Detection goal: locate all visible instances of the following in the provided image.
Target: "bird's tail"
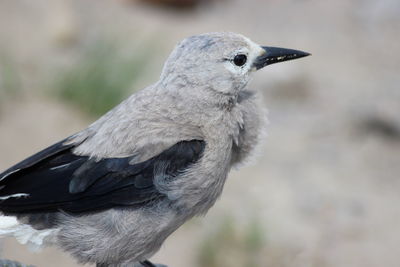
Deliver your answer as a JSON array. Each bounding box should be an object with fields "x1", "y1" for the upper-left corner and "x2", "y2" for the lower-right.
[{"x1": 0, "y1": 215, "x2": 57, "y2": 251}]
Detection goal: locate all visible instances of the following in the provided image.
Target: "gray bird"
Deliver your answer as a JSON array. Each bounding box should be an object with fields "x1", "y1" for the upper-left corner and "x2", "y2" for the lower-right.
[{"x1": 0, "y1": 32, "x2": 309, "y2": 267}]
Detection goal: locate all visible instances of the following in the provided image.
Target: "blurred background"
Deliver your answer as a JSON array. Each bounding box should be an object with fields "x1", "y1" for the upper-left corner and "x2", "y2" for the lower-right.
[{"x1": 0, "y1": 0, "x2": 399, "y2": 266}]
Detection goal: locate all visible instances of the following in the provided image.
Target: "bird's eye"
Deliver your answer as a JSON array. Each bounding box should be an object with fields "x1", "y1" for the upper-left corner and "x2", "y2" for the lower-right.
[{"x1": 233, "y1": 54, "x2": 247, "y2": 66}]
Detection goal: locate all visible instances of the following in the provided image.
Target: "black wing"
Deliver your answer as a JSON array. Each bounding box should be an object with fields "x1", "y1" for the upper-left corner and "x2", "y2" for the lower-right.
[{"x1": 0, "y1": 139, "x2": 205, "y2": 214}]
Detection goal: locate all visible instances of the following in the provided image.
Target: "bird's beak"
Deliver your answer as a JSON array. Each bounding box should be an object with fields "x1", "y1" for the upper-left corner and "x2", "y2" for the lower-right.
[{"x1": 253, "y1": 46, "x2": 311, "y2": 70}]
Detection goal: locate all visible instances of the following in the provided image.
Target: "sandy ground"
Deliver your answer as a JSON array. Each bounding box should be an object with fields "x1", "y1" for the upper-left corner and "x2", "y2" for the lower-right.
[{"x1": 0, "y1": 0, "x2": 400, "y2": 266}]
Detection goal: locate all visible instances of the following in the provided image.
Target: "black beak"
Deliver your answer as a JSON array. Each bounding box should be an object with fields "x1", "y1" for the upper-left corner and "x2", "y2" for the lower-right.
[{"x1": 253, "y1": 46, "x2": 310, "y2": 70}]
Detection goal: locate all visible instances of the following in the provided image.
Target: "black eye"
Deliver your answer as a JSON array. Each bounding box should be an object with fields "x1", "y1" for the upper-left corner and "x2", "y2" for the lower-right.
[{"x1": 233, "y1": 54, "x2": 247, "y2": 66}]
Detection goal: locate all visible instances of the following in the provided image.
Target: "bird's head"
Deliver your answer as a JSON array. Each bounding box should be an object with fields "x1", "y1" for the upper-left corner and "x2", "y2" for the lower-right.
[{"x1": 160, "y1": 32, "x2": 310, "y2": 96}]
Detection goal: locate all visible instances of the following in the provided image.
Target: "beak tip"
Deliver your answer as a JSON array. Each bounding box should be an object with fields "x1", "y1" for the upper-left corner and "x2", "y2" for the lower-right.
[
  {"x1": 254, "y1": 46, "x2": 311, "y2": 70},
  {"x1": 294, "y1": 50, "x2": 311, "y2": 58}
]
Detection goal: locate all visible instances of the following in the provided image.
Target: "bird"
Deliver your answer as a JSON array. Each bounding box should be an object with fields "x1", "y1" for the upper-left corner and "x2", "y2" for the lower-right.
[{"x1": 0, "y1": 32, "x2": 309, "y2": 267}]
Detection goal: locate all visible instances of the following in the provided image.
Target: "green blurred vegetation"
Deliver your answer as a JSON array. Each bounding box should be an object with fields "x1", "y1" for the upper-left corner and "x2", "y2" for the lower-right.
[
  {"x1": 54, "y1": 41, "x2": 152, "y2": 117},
  {"x1": 197, "y1": 216, "x2": 265, "y2": 267},
  {"x1": 0, "y1": 53, "x2": 22, "y2": 106}
]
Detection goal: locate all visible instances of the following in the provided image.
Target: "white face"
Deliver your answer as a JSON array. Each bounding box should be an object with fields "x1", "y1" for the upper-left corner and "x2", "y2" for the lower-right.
[{"x1": 222, "y1": 36, "x2": 265, "y2": 76}]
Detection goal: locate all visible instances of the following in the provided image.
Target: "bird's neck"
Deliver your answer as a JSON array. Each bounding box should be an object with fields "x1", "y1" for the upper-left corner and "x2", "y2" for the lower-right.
[{"x1": 159, "y1": 73, "x2": 243, "y2": 110}]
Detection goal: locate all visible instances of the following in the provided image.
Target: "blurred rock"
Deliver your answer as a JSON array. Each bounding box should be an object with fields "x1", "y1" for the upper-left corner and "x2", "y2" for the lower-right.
[
  {"x1": 358, "y1": 115, "x2": 400, "y2": 141},
  {"x1": 132, "y1": 0, "x2": 212, "y2": 9}
]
